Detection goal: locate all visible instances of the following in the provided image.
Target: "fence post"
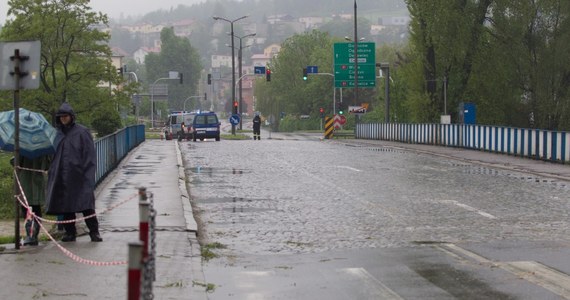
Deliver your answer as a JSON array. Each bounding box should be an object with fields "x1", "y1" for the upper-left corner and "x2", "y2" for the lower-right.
[
  {"x1": 138, "y1": 187, "x2": 149, "y2": 261},
  {"x1": 128, "y1": 241, "x2": 144, "y2": 300}
]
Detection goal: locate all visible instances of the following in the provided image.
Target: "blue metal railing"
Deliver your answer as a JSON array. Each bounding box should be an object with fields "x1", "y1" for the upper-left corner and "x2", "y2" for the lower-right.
[
  {"x1": 95, "y1": 125, "x2": 145, "y2": 184},
  {"x1": 356, "y1": 123, "x2": 569, "y2": 164}
]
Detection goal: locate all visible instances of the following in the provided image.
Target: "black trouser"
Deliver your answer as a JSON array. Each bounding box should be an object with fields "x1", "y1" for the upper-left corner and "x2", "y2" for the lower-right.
[
  {"x1": 253, "y1": 127, "x2": 260, "y2": 139},
  {"x1": 62, "y1": 209, "x2": 99, "y2": 235},
  {"x1": 21, "y1": 204, "x2": 42, "y2": 218}
]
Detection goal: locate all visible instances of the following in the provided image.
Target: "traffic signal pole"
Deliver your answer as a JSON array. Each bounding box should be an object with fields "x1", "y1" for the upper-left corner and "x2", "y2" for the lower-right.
[{"x1": 304, "y1": 72, "x2": 336, "y2": 115}]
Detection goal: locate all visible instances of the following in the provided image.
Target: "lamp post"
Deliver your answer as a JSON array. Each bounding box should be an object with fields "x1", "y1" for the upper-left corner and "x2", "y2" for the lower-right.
[
  {"x1": 235, "y1": 33, "x2": 256, "y2": 129},
  {"x1": 183, "y1": 95, "x2": 204, "y2": 112},
  {"x1": 150, "y1": 72, "x2": 182, "y2": 128},
  {"x1": 213, "y1": 15, "x2": 248, "y2": 135},
  {"x1": 353, "y1": 0, "x2": 359, "y2": 105}
]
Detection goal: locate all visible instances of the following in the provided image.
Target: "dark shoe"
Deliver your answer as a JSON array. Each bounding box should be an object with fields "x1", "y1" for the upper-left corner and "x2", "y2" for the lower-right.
[
  {"x1": 61, "y1": 233, "x2": 76, "y2": 242},
  {"x1": 23, "y1": 236, "x2": 38, "y2": 246},
  {"x1": 89, "y1": 232, "x2": 103, "y2": 242}
]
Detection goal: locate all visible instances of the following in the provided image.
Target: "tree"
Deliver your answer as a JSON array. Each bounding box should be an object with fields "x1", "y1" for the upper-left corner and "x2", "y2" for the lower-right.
[
  {"x1": 0, "y1": 0, "x2": 132, "y2": 126},
  {"x1": 256, "y1": 30, "x2": 335, "y2": 126},
  {"x1": 145, "y1": 27, "x2": 202, "y2": 115}
]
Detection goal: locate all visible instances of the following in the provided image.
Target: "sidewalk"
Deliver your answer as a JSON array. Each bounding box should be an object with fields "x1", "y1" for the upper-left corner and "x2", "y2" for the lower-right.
[{"x1": 0, "y1": 139, "x2": 207, "y2": 299}]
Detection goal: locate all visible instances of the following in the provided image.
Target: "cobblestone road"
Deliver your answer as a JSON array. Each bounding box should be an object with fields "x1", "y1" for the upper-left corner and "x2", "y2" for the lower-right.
[{"x1": 181, "y1": 136, "x2": 570, "y2": 257}]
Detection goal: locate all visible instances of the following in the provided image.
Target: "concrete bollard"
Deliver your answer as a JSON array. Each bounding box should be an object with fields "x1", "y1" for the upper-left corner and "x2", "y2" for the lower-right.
[{"x1": 127, "y1": 241, "x2": 144, "y2": 300}]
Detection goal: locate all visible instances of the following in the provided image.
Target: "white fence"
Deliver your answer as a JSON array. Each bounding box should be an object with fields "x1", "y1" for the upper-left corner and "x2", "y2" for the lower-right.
[{"x1": 356, "y1": 123, "x2": 570, "y2": 164}]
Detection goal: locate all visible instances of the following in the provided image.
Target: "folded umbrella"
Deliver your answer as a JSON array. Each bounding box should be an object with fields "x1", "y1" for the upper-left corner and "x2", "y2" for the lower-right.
[{"x1": 0, "y1": 108, "x2": 59, "y2": 159}]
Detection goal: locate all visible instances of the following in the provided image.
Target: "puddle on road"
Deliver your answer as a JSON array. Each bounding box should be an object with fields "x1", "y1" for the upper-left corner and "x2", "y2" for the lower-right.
[
  {"x1": 448, "y1": 162, "x2": 569, "y2": 190},
  {"x1": 196, "y1": 196, "x2": 266, "y2": 204},
  {"x1": 188, "y1": 167, "x2": 251, "y2": 175},
  {"x1": 410, "y1": 263, "x2": 513, "y2": 299},
  {"x1": 196, "y1": 197, "x2": 278, "y2": 214}
]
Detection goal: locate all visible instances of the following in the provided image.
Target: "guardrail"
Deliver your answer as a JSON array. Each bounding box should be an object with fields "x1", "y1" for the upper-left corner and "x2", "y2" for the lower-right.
[
  {"x1": 95, "y1": 125, "x2": 146, "y2": 184},
  {"x1": 356, "y1": 123, "x2": 570, "y2": 164}
]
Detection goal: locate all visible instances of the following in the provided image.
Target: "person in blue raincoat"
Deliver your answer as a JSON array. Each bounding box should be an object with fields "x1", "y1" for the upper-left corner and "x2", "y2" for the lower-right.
[{"x1": 45, "y1": 102, "x2": 102, "y2": 242}]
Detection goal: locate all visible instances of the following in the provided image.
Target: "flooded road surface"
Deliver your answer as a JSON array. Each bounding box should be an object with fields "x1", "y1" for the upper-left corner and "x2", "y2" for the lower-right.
[{"x1": 181, "y1": 133, "x2": 570, "y2": 299}]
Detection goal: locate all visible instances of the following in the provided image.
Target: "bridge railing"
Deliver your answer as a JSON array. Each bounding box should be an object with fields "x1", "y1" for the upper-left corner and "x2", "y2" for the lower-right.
[
  {"x1": 356, "y1": 123, "x2": 570, "y2": 164},
  {"x1": 95, "y1": 125, "x2": 146, "y2": 184}
]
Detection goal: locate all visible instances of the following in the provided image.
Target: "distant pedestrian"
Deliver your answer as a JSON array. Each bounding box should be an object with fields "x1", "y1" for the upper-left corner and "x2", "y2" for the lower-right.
[
  {"x1": 253, "y1": 113, "x2": 261, "y2": 140},
  {"x1": 45, "y1": 102, "x2": 102, "y2": 242}
]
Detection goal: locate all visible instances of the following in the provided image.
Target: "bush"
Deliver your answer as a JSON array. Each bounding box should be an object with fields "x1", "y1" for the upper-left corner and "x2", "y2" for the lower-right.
[
  {"x1": 91, "y1": 108, "x2": 123, "y2": 137},
  {"x1": 278, "y1": 115, "x2": 321, "y2": 132},
  {"x1": 0, "y1": 153, "x2": 15, "y2": 219}
]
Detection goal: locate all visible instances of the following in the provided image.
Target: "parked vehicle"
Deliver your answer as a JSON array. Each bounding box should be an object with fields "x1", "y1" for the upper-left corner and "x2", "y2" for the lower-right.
[
  {"x1": 164, "y1": 111, "x2": 196, "y2": 140},
  {"x1": 192, "y1": 111, "x2": 221, "y2": 141}
]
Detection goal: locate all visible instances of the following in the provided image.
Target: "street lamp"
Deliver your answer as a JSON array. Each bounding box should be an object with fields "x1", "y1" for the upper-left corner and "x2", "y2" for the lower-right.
[
  {"x1": 183, "y1": 95, "x2": 204, "y2": 112},
  {"x1": 235, "y1": 33, "x2": 256, "y2": 129},
  {"x1": 213, "y1": 15, "x2": 248, "y2": 135},
  {"x1": 150, "y1": 71, "x2": 182, "y2": 128}
]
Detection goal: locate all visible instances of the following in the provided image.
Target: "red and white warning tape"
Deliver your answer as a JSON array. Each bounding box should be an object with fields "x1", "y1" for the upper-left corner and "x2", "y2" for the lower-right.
[{"x1": 13, "y1": 168, "x2": 139, "y2": 266}]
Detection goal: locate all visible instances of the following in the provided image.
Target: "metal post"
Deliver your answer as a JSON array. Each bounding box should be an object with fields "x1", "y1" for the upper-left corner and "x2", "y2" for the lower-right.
[
  {"x1": 138, "y1": 188, "x2": 150, "y2": 261},
  {"x1": 150, "y1": 85, "x2": 154, "y2": 128},
  {"x1": 353, "y1": 0, "x2": 358, "y2": 105},
  {"x1": 127, "y1": 241, "x2": 144, "y2": 300},
  {"x1": 444, "y1": 76, "x2": 447, "y2": 115},
  {"x1": 12, "y1": 49, "x2": 23, "y2": 250},
  {"x1": 230, "y1": 23, "x2": 237, "y2": 135},
  {"x1": 238, "y1": 43, "x2": 243, "y2": 130},
  {"x1": 213, "y1": 16, "x2": 248, "y2": 134}
]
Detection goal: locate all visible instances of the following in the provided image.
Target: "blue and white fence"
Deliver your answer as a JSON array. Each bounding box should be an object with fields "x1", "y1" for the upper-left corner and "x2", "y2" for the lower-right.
[
  {"x1": 356, "y1": 123, "x2": 570, "y2": 164},
  {"x1": 95, "y1": 124, "x2": 146, "y2": 184}
]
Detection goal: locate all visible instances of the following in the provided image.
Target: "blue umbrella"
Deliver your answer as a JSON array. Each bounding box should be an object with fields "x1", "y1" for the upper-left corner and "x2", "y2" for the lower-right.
[{"x1": 0, "y1": 108, "x2": 59, "y2": 159}]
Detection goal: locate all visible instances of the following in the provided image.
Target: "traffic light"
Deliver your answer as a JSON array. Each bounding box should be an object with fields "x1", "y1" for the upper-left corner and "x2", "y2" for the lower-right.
[
  {"x1": 233, "y1": 101, "x2": 238, "y2": 108},
  {"x1": 117, "y1": 66, "x2": 123, "y2": 76},
  {"x1": 179, "y1": 73, "x2": 184, "y2": 84},
  {"x1": 204, "y1": 93, "x2": 207, "y2": 101},
  {"x1": 207, "y1": 73, "x2": 212, "y2": 85},
  {"x1": 337, "y1": 102, "x2": 344, "y2": 115},
  {"x1": 266, "y1": 69, "x2": 271, "y2": 81},
  {"x1": 302, "y1": 68, "x2": 308, "y2": 80},
  {"x1": 319, "y1": 107, "x2": 324, "y2": 118}
]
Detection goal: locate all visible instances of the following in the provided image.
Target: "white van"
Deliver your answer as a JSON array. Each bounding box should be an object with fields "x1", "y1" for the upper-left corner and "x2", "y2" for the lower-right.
[{"x1": 164, "y1": 111, "x2": 196, "y2": 140}]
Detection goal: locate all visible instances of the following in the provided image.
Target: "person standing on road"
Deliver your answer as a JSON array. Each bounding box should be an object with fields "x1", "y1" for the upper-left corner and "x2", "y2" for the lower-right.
[
  {"x1": 45, "y1": 102, "x2": 102, "y2": 242},
  {"x1": 252, "y1": 112, "x2": 261, "y2": 140}
]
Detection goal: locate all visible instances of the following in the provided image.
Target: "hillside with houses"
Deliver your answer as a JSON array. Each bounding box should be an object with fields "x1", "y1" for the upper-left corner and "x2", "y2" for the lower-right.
[{"x1": 106, "y1": 0, "x2": 408, "y2": 115}]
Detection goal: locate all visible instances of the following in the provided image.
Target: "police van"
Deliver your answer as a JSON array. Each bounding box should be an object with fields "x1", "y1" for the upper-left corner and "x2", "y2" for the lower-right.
[{"x1": 164, "y1": 111, "x2": 196, "y2": 140}]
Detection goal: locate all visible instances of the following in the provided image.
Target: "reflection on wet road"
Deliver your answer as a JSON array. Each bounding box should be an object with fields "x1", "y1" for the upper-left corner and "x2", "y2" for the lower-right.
[{"x1": 180, "y1": 136, "x2": 570, "y2": 299}]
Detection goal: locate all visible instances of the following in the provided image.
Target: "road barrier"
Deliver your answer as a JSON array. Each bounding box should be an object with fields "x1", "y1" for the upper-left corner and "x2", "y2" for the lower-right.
[
  {"x1": 95, "y1": 124, "x2": 145, "y2": 185},
  {"x1": 356, "y1": 123, "x2": 570, "y2": 164}
]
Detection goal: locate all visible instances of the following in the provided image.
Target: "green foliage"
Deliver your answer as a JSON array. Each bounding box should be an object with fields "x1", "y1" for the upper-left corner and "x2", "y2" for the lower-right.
[
  {"x1": 278, "y1": 115, "x2": 322, "y2": 132},
  {"x1": 0, "y1": 0, "x2": 133, "y2": 125},
  {"x1": 145, "y1": 27, "x2": 203, "y2": 116},
  {"x1": 0, "y1": 153, "x2": 14, "y2": 220},
  {"x1": 255, "y1": 31, "x2": 336, "y2": 124},
  {"x1": 91, "y1": 107, "x2": 123, "y2": 138},
  {"x1": 402, "y1": 0, "x2": 570, "y2": 129}
]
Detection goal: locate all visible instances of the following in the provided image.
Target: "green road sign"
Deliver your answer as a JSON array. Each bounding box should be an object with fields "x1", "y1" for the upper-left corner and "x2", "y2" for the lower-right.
[{"x1": 334, "y1": 42, "x2": 376, "y2": 88}]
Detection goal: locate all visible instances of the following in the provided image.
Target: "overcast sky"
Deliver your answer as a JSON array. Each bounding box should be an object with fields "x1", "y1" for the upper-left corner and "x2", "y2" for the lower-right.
[{"x1": 0, "y1": 0, "x2": 206, "y2": 24}]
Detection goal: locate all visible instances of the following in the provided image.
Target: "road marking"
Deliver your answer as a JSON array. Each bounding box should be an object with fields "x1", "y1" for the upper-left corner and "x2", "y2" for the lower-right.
[
  {"x1": 339, "y1": 268, "x2": 404, "y2": 299},
  {"x1": 439, "y1": 200, "x2": 497, "y2": 219},
  {"x1": 435, "y1": 244, "x2": 570, "y2": 299},
  {"x1": 336, "y1": 166, "x2": 362, "y2": 172},
  {"x1": 500, "y1": 261, "x2": 570, "y2": 299}
]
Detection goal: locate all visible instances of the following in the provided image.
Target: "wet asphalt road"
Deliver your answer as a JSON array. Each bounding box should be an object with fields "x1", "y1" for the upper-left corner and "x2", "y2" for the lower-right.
[{"x1": 181, "y1": 129, "x2": 570, "y2": 300}]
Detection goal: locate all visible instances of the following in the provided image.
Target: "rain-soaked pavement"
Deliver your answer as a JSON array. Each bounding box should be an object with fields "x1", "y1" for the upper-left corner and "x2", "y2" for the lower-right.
[
  {"x1": 181, "y1": 128, "x2": 570, "y2": 299},
  {"x1": 1, "y1": 126, "x2": 569, "y2": 299}
]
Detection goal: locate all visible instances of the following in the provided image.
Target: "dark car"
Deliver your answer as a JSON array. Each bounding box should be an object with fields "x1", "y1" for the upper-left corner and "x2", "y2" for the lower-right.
[{"x1": 192, "y1": 111, "x2": 220, "y2": 141}]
